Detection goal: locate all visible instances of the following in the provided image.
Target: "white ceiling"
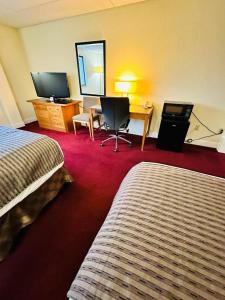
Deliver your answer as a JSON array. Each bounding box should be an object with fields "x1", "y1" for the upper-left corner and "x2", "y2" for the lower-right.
[{"x1": 0, "y1": 0, "x2": 145, "y2": 28}]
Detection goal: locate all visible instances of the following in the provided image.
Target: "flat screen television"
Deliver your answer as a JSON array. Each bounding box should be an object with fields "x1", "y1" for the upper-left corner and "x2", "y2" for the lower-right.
[{"x1": 31, "y1": 72, "x2": 70, "y2": 99}]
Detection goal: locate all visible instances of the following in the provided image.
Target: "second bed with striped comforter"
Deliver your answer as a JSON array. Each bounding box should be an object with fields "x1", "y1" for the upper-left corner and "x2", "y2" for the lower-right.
[
  {"x1": 68, "y1": 162, "x2": 225, "y2": 300},
  {"x1": 0, "y1": 126, "x2": 64, "y2": 216}
]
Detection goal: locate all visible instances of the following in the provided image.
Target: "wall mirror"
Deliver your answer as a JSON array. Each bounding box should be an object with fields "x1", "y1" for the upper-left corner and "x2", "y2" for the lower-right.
[{"x1": 75, "y1": 40, "x2": 106, "y2": 96}]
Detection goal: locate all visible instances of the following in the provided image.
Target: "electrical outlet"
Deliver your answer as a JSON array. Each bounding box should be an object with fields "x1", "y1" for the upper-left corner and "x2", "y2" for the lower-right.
[{"x1": 194, "y1": 125, "x2": 200, "y2": 131}]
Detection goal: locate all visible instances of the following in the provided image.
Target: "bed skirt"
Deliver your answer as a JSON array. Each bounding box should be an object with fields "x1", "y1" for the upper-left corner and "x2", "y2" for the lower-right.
[{"x1": 0, "y1": 167, "x2": 72, "y2": 262}]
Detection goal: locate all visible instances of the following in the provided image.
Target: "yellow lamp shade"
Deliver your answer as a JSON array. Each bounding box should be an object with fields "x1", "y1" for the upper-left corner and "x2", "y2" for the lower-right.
[{"x1": 115, "y1": 81, "x2": 136, "y2": 94}]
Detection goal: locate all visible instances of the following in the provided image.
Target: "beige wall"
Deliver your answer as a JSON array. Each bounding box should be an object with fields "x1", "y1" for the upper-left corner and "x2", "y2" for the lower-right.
[
  {"x1": 18, "y1": 0, "x2": 225, "y2": 146},
  {"x1": 0, "y1": 63, "x2": 25, "y2": 127},
  {"x1": 0, "y1": 23, "x2": 36, "y2": 123}
]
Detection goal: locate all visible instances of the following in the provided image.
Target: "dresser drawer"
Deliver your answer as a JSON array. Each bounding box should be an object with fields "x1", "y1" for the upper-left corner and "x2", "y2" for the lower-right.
[
  {"x1": 39, "y1": 120, "x2": 51, "y2": 128},
  {"x1": 47, "y1": 106, "x2": 62, "y2": 117},
  {"x1": 36, "y1": 109, "x2": 49, "y2": 119},
  {"x1": 50, "y1": 116, "x2": 65, "y2": 128},
  {"x1": 34, "y1": 104, "x2": 47, "y2": 111}
]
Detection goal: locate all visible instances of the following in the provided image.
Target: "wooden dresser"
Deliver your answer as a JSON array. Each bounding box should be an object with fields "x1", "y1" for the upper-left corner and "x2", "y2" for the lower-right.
[{"x1": 28, "y1": 98, "x2": 80, "y2": 132}]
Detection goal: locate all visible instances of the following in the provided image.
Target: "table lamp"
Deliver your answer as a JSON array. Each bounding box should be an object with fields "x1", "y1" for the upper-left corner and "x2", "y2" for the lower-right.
[{"x1": 114, "y1": 81, "x2": 137, "y2": 96}]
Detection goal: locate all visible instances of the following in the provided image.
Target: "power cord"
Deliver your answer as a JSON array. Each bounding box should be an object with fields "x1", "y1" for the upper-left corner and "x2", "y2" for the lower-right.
[
  {"x1": 191, "y1": 111, "x2": 218, "y2": 134},
  {"x1": 186, "y1": 111, "x2": 223, "y2": 144}
]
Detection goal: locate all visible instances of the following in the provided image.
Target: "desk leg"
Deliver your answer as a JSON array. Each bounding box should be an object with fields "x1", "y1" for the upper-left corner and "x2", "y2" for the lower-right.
[
  {"x1": 89, "y1": 109, "x2": 94, "y2": 140},
  {"x1": 146, "y1": 113, "x2": 152, "y2": 136},
  {"x1": 141, "y1": 114, "x2": 152, "y2": 151}
]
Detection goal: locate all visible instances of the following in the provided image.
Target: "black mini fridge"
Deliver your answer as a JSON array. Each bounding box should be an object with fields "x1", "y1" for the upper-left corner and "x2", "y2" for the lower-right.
[{"x1": 157, "y1": 119, "x2": 190, "y2": 152}]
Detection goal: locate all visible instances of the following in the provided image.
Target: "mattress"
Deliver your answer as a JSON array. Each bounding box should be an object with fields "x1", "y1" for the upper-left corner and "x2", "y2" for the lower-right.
[
  {"x1": 0, "y1": 126, "x2": 64, "y2": 217},
  {"x1": 68, "y1": 162, "x2": 225, "y2": 300}
]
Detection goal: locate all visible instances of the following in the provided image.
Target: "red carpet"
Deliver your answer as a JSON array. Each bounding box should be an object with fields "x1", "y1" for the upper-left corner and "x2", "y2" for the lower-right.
[{"x1": 0, "y1": 122, "x2": 224, "y2": 300}]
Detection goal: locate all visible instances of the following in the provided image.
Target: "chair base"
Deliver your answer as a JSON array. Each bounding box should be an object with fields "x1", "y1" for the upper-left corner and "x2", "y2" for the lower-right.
[{"x1": 100, "y1": 133, "x2": 131, "y2": 152}]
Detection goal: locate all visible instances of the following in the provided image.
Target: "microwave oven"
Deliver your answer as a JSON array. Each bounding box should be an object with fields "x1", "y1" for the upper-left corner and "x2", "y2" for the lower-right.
[{"x1": 162, "y1": 101, "x2": 193, "y2": 120}]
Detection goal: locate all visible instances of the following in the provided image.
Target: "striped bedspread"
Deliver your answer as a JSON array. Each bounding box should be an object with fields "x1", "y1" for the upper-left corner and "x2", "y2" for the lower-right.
[
  {"x1": 68, "y1": 162, "x2": 225, "y2": 300},
  {"x1": 0, "y1": 126, "x2": 63, "y2": 216}
]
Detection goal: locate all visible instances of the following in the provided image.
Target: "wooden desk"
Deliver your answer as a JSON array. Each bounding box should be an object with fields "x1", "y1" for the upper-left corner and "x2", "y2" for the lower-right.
[
  {"x1": 90, "y1": 104, "x2": 153, "y2": 151},
  {"x1": 130, "y1": 105, "x2": 153, "y2": 151},
  {"x1": 28, "y1": 98, "x2": 81, "y2": 132}
]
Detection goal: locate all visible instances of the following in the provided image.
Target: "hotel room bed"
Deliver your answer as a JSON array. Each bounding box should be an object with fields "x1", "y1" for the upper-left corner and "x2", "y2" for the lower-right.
[
  {"x1": 0, "y1": 126, "x2": 71, "y2": 261},
  {"x1": 68, "y1": 162, "x2": 225, "y2": 300}
]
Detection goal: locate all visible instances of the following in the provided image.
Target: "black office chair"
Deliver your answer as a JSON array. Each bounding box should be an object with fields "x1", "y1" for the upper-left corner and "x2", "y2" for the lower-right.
[{"x1": 100, "y1": 97, "x2": 131, "y2": 152}]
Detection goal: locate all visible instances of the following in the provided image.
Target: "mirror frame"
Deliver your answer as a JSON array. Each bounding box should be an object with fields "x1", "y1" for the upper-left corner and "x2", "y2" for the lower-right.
[{"x1": 75, "y1": 40, "x2": 106, "y2": 97}]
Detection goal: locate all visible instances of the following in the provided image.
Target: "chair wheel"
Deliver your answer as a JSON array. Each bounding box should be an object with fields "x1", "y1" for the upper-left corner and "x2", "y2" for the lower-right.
[
  {"x1": 113, "y1": 148, "x2": 118, "y2": 152},
  {"x1": 129, "y1": 143, "x2": 132, "y2": 147},
  {"x1": 100, "y1": 143, "x2": 104, "y2": 147}
]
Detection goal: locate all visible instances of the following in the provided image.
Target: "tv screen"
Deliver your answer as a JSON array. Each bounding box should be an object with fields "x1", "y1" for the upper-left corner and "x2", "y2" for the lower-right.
[{"x1": 31, "y1": 72, "x2": 70, "y2": 98}]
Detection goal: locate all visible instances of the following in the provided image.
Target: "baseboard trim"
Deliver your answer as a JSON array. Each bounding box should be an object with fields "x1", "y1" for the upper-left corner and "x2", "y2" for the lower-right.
[
  {"x1": 149, "y1": 132, "x2": 158, "y2": 139},
  {"x1": 188, "y1": 140, "x2": 218, "y2": 149},
  {"x1": 23, "y1": 116, "x2": 37, "y2": 124},
  {"x1": 148, "y1": 131, "x2": 217, "y2": 149},
  {"x1": 13, "y1": 121, "x2": 25, "y2": 128},
  {"x1": 62, "y1": 124, "x2": 219, "y2": 149}
]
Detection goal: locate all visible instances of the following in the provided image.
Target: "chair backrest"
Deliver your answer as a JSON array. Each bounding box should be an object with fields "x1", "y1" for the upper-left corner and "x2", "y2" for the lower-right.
[
  {"x1": 100, "y1": 97, "x2": 130, "y2": 130},
  {"x1": 83, "y1": 96, "x2": 99, "y2": 112}
]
